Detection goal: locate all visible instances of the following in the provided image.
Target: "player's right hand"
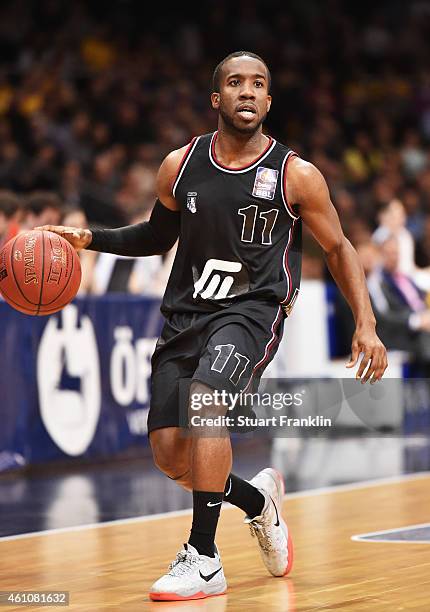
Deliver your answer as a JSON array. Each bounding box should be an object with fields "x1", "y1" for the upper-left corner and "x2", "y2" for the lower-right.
[{"x1": 34, "y1": 225, "x2": 92, "y2": 251}]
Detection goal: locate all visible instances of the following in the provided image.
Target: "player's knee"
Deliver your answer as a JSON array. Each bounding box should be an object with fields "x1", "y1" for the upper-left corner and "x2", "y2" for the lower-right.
[
  {"x1": 149, "y1": 428, "x2": 190, "y2": 479},
  {"x1": 190, "y1": 381, "x2": 229, "y2": 419}
]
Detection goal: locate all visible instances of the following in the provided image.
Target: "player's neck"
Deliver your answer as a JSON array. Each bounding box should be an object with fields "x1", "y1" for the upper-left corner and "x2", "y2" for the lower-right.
[{"x1": 215, "y1": 125, "x2": 269, "y2": 168}]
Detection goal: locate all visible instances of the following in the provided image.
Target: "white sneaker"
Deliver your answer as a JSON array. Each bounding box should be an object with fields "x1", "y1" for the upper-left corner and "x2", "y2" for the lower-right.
[
  {"x1": 245, "y1": 468, "x2": 293, "y2": 577},
  {"x1": 149, "y1": 543, "x2": 227, "y2": 601}
]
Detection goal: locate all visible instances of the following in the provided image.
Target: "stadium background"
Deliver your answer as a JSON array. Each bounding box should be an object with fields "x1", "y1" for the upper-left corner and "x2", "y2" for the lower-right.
[{"x1": 1, "y1": 0, "x2": 430, "y2": 533}]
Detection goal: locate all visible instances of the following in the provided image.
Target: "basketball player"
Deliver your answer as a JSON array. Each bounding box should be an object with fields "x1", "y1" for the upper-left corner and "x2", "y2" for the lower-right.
[{"x1": 37, "y1": 51, "x2": 388, "y2": 601}]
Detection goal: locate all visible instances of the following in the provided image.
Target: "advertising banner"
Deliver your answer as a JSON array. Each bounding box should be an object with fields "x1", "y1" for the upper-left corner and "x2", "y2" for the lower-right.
[{"x1": 0, "y1": 296, "x2": 164, "y2": 470}]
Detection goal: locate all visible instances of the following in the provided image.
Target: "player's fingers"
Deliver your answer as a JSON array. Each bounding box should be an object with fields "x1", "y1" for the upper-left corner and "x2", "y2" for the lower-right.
[
  {"x1": 366, "y1": 347, "x2": 387, "y2": 383},
  {"x1": 346, "y1": 342, "x2": 360, "y2": 368},
  {"x1": 61, "y1": 228, "x2": 82, "y2": 239},
  {"x1": 34, "y1": 225, "x2": 57, "y2": 232},
  {"x1": 356, "y1": 350, "x2": 372, "y2": 380},
  {"x1": 373, "y1": 350, "x2": 389, "y2": 382},
  {"x1": 369, "y1": 365, "x2": 383, "y2": 384},
  {"x1": 362, "y1": 354, "x2": 379, "y2": 383},
  {"x1": 50, "y1": 226, "x2": 79, "y2": 240},
  {"x1": 36, "y1": 225, "x2": 66, "y2": 235}
]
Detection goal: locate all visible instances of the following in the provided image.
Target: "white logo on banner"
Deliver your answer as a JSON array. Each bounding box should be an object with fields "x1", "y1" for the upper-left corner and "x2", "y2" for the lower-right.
[
  {"x1": 110, "y1": 327, "x2": 156, "y2": 406},
  {"x1": 193, "y1": 259, "x2": 242, "y2": 300},
  {"x1": 37, "y1": 305, "x2": 101, "y2": 456}
]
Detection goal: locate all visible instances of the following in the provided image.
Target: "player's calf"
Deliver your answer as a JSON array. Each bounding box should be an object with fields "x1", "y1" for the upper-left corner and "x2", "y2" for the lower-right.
[{"x1": 149, "y1": 427, "x2": 192, "y2": 490}]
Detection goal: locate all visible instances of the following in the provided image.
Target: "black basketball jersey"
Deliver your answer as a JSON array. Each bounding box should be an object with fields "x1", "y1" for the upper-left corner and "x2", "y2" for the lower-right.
[{"x1": 161, "y1": 131, "x2": 302, "y2": 317}]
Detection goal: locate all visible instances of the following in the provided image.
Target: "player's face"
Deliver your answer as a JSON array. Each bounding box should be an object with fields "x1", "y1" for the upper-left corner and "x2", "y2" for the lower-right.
[{"x1": 211, "y1": 57, "x2": 272, "y2": 135}]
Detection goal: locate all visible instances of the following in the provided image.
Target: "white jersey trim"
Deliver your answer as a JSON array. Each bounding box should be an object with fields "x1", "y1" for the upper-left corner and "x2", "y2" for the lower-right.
[
  {"x1": 280, "y1": 151, "x2": 300, "y2": 220},
  {"x1": 172, "y1": 136, "x2": 201, "y2": 197}
]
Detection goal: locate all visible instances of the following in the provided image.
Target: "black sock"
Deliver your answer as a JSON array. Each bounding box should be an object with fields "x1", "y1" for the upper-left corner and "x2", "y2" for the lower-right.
[
  {"x1": 188, "y1": 490, "x2": 223, "y2": 557},
  {"x1": 224, "y1": 473, "x2": 265, "y2": 518}
]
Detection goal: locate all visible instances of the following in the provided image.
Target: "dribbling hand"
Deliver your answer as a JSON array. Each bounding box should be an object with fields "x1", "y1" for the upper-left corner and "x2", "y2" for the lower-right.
[
  {"x1": 34, "y1": 225, "x2": 92, "y2": 251},
  {"x1": 346, "y1": 326, "x2": 388, "y2": 384}
]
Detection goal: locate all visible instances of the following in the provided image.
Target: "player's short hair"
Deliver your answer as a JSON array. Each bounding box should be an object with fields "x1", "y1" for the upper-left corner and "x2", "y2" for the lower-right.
[{"x1": 212, "y1": 51, "x2": 271, "y2": 92}]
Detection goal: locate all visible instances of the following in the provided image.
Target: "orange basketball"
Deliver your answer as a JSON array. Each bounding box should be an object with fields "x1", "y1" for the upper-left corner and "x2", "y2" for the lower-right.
[{"x1": 0, "y1": 230, "x2": 81, "y2": 316}]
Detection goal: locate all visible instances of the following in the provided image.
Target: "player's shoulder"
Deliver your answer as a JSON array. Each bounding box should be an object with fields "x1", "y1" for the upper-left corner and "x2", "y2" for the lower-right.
[
  {"x1": 157, "y1": 135, "x2": 208, "y2": 202},
  {"x1": 285, "y1": 156, "x2": 329, "y2": 207},
  {"x1": 160, "y1": 133, "x2": 208, "y2": 173},
  {"x1": 288, "y1": 156, "x2": 325, "y2": 187},
  {"x1": 162, "y1": 143, "x2": 192, "y2": 171}
]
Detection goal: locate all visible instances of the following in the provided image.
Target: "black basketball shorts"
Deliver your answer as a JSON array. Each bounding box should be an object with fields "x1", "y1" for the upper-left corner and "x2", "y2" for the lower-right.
[{"x1": 148, "y1": 302, "x2": 285, "y2": 433}]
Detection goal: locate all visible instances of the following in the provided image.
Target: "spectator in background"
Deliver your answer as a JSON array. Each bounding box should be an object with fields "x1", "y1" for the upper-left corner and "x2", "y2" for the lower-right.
[
  {"x1": 21, "y1": 144, "x2": 59, "y2": 191},
  {"x1": 60, "y1": 160, "x2": 82, "y2": 208},
  {"x1": 373, "y1": 199, "x2": 414, "y2": 273},
  {"x1": 371, "y1": 236, "x2": 430, "y2": 370},
  {"x1": 400, "y1": 129, "x2": 427, "y2": 178},
  {"x1": 115, "y1": 163, "x2": 157, "y2": 220},
  {"x1": 0, "y1": 190, "x2": 21, "y2": 248},
  {"x1": 80, "y1": 151, "x2": 126, "y2": 227},
  {"x1": 0, "y1": 141, "x2": 26, "y2": 191},
  {"x1": 334, "y1": 237, "x2": 430, "y2": 364},
  {"x1": 402, "y1": 184, "x2": 426, "y2": 240},
  {"x1": 343, "y1": 131, "x2": 382, "y2": 185},
  {"x1": 21, "y1": 191, "x2": 62, "y2": 230},
  {"x1": 372, "y1": 198, "x2": 430, "y2": 291}
]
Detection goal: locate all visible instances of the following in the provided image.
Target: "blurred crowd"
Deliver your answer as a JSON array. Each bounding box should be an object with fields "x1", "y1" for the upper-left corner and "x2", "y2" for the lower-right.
[{"x1": 2, "y1": 0, "x2": 430, "y2": 357}]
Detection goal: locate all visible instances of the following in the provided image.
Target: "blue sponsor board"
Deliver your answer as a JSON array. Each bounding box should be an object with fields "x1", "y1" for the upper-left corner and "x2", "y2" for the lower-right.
[{"x1": 0, "y1": 296, "x2": 164, "y2": 470}]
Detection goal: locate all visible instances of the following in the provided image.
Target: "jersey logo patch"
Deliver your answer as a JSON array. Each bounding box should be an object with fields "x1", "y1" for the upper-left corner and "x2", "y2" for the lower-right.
[
  {"x1": 193, "y1": 259, "x2": 242, "y2": 300},
  {"x1": 252, "y1": 167, "x2": 278, "y2": 201},
  {"x1": 187, "y1": 192, "x2": 197, "y2": 213}
]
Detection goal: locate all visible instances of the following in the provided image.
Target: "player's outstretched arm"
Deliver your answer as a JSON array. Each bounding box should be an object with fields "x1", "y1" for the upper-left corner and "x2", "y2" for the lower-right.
[
  {"x1": 288, "y1": 157, "x2": 388, "y2": 383},
  {"x1": 35, "y1": 146, "x2": 187, "y2": 256}
]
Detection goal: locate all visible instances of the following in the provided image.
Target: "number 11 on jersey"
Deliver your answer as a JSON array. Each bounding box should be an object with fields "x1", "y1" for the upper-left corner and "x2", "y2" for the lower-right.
[{"x1": 238, "y1": 205, "x2": 278, "y2": 245}]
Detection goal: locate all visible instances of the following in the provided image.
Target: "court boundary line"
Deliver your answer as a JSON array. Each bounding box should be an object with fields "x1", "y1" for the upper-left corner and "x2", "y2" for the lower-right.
[
  {"x1": 352, "y1": 521, "x2": 430, "y2": 545},
  {"x1": 1, "y1": 471, "x2": 429, "y2": 543}
]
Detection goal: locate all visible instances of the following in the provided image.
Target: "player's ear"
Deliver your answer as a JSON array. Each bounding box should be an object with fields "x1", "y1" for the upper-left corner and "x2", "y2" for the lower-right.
[
  {"x1": 211, "y1": 92, "x2": 220, "y2": 109},
  {"x1": 266, "y1": 95, "x2": 272, "y2": 113}
]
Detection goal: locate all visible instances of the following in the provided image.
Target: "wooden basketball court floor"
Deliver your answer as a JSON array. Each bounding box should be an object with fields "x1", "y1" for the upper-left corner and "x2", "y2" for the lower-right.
[{"x1": 1, "y1": 473, "x2": 429, "y2": 611}]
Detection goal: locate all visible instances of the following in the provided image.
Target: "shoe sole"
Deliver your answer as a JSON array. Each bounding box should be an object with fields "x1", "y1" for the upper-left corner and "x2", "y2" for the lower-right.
[
  {"x1": 271, "y1": 468, "x2": 294, "y2": 576},
  {"x1": 149, "y1": 590, "x2": 227, "y2": 601}
]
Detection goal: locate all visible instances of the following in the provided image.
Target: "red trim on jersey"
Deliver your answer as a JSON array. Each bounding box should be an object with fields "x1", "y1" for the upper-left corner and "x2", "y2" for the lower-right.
[
  {"x1": 171, "y1": 137, "x2": 197, "y2": 191},
  {"x1": 211, "y1": 131, "x2": 273, "y2": 171},
  {"x1": 243, "y1": 306, "x2": 284, "y2": 393},
  {"x1": 282, "y1": 152, "x2": 299, "y2": 218},
  {"x1": 281, "y1": 220, "x2": 297, "y2": 305}
]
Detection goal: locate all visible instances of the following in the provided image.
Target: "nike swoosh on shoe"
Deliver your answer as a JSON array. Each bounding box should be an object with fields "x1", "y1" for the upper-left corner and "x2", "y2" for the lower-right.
[
  {"x1": 199, "y1": 567, "x2": 223, "y2": 582},
  {"x1": 270, "y1": 495, "x2": 280, "y2": 527}
]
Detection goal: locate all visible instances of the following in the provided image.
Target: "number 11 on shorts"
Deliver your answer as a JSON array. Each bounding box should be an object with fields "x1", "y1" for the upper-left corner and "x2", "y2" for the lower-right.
[{"x1": 211, "y1": 344, "x2": 250, "y2": 386}]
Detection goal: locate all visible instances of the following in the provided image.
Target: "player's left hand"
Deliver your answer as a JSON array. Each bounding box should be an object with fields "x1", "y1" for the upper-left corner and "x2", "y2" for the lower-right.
[
  {"x1": 346, "y1": 326, "x2": 388, "y2": 384},
  {"x1": 34, "y1": 225, "x2": 92, "y2": 250}
]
